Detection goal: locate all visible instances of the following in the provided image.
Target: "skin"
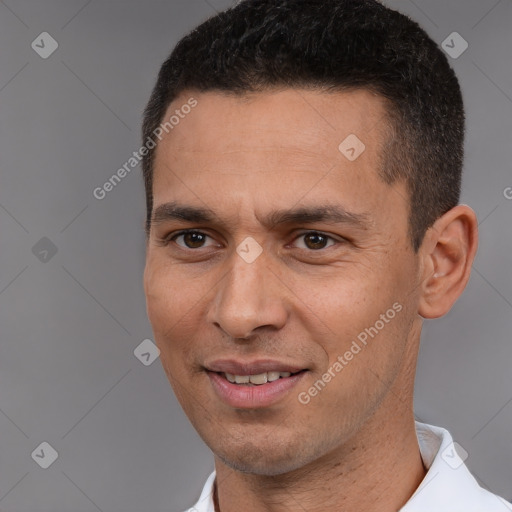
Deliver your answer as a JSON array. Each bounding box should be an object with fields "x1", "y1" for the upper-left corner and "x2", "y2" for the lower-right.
[{"x1": 143, "y1": 88, "x2": 478, "y2": 512}]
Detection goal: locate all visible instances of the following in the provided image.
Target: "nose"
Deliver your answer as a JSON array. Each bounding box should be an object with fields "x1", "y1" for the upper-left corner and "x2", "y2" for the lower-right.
[{"x1": 206, "y1": 246, "x2": 289, "y2": 340}]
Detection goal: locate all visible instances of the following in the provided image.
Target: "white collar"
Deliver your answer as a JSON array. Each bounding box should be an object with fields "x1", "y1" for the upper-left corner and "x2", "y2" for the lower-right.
[
  {"x1": 186, "y1": 421, "x2": 512, "y2": 512},
  {"x1": 401, "y1": 421, "x2": 512, "y2": 511}
]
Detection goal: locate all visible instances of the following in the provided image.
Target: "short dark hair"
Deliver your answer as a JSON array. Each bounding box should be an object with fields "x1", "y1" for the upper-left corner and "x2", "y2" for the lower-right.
[{"x1": 142, "y1": 0, "x2": 465, "y2": 252}]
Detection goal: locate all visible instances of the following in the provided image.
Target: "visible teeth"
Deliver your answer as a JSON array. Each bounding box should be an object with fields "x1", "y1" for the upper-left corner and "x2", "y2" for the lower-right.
[
  {"x1": 249, "y1": 373, "x2": 267, "y2": 385},
  {"x1": 224, "y1": 370, "x2": 296, "y2": 385},
  {"x1": 267, "y1": 371, "x2": 281, "y2": 382}
]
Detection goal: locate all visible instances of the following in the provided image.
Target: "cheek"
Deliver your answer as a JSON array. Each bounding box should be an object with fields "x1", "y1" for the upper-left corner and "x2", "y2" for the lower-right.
[
  {"x1": 144, "y1": 261, "x2": 197, "y2": 361},
  {"x1": 296, "y1": 261, "x2": 409, "y2": 378},
  {"x1": 291, "y1": 271, "x2": 378, "y2": 350},
  {"x1": 145, "y1": 258, "x2": 193, "y2": 324}
]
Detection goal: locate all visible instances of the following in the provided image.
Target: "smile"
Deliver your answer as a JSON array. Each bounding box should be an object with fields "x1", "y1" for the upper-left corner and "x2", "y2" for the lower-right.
[
  {"x1": 207, "y1": 369, "x2": 307, "y2": 408},
  {"x1": 223, "y1": 371, "x2": 295, "y2": 385}
]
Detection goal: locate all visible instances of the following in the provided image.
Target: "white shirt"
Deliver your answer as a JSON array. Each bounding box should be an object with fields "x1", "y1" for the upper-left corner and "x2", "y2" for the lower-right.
[{"x1": 184, "y1": 421, "x2": 512, "y2": 512}]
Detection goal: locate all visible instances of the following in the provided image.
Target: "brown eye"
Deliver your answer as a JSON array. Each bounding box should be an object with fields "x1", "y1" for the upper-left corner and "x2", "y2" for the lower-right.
[
  {"x1": 294, "y1": 231, "x2": 336, "y2": 251},
  {"x1": 172, "y1": 231, "x2": 213, "y2": 249}
]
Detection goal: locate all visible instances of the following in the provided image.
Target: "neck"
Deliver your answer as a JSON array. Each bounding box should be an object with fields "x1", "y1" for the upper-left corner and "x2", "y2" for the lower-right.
[{"x1": 213, "y1": 343, "x2": 426, "y2": 512}]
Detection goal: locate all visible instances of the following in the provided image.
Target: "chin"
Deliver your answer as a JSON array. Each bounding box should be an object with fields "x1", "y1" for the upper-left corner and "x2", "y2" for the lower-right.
[
  {"x1": 218, "y1": 450, "x2": 309, "y2": 476},
  {"x1": 210, "y1": 431, "x2": 320, "y2": 476}
]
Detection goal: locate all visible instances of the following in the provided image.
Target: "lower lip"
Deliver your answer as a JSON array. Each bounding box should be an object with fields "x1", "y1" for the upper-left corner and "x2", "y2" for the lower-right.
[{"x1": 207, "y1": 371, "x2": 307, "y2": 409}]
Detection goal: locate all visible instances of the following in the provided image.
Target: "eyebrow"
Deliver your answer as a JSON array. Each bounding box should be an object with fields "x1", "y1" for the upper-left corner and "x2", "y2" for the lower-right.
[{"x1": 150, "y1": 201, "x2": 372, "y2": 231}]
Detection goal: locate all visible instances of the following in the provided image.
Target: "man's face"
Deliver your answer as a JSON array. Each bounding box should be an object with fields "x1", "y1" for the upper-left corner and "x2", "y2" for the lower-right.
[{"x1": 144, "y1": 89, "x2": 423, "y2": 475}]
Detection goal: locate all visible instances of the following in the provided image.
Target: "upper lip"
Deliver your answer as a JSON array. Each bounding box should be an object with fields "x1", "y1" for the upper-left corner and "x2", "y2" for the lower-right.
[{"x1": 205, "y1": 359, "x2": 306, "y2": 375}]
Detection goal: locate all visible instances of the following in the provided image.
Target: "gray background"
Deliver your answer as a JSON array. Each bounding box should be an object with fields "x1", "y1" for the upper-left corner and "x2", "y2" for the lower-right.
[{"x1": 0, "y1": 0, "x2": 510, "y2": 510}]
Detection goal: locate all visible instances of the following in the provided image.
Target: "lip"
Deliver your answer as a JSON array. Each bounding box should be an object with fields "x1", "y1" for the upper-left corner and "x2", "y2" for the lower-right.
[{"x1": 205, "y1": 360, "x2": 308, "y2": 409}]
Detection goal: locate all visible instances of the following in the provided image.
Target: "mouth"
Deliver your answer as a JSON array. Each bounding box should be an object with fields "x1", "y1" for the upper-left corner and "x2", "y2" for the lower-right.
[
  {"x1": 219, "y1": 370, "x2": 304, "y2": 385},
  {"x1": 205, "y1": 366, "x2": 308, "y2": 409}
]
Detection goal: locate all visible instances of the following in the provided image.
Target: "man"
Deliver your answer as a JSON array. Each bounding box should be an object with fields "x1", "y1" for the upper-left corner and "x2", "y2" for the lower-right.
[{"x1": 141, "y1": 0, "x2": 511, "y2": 510}]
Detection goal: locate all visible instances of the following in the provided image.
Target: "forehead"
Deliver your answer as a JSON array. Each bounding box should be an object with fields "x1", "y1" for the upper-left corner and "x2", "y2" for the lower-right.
[
  {"x1": 157, "y1": 88, "x2": 387, "y2": 161},
  {"x1": 150, "y1": 88, "x2": 404, "y2": 231}
]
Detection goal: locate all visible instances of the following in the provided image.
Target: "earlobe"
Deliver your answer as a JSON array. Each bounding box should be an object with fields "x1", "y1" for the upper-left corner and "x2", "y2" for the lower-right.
[{"x1": 418, "y1": 205, "x2": 478, "y2": 319}]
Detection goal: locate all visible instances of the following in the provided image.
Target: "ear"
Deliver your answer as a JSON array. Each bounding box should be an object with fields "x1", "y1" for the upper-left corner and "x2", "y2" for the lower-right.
[{"x1": 417, "y1": 204, "x2": 478, "y2": 319}]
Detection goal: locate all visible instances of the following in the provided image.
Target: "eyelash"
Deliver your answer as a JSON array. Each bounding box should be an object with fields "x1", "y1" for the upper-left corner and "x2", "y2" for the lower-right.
[{"x1": 159, "y1": 229, "x2": 341, "y2": 251}]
